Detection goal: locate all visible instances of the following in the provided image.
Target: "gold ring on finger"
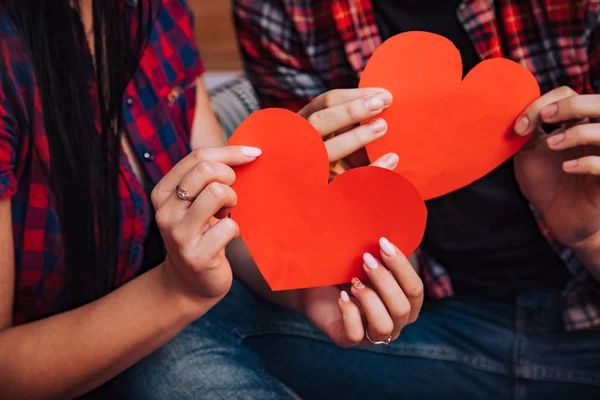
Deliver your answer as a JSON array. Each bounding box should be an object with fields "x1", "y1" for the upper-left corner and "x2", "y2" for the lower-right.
[{"x1": 365, "y1": 328, "x2": 392, "y2": 345}]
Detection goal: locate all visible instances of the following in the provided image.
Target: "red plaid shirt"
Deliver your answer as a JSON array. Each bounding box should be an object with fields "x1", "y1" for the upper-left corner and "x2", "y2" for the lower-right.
[
  {"x1": 234, "y1": 0, "x2": 600, "y2": 330},
  {"x1": 0, "y1": 0, "x2": 203, "y2": 325}
]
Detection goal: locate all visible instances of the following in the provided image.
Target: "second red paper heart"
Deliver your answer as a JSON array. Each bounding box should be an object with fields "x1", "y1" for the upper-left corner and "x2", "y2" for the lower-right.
[
  {"x1": 229, "y1": 109, "x2": 427, "y2": 291},
  {"x1": 360, "y1": 31, "x2": 541, "y2": 200}
]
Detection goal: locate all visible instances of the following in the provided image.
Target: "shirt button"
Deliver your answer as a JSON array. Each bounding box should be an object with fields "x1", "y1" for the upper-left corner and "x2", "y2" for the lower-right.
[
  {"x1": 143, "y1": 151, "x2": 154, "y2": 161},
  {"x1": 126, "y1": 97, "x2": 134, "y2": 106}
]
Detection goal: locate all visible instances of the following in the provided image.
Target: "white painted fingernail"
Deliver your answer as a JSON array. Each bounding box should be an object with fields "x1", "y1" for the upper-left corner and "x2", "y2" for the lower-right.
[
  {"x1": 380, "y1": 237, "x2": 397, "y2": 257},
  {"x1": 340, "y1": 290, "x2": 350, "y2": 302},
  {"x1": 363, "y1": 253, "x2": 379, "y2": 270},
  {"x1": 241, "y1": 146, "x2": 262, "y2": 157}
]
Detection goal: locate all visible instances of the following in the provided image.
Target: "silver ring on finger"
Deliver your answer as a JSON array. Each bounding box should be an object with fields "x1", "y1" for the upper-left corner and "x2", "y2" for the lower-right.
[
  {"x1": 365, "y1": 328, "x2": 392, "y2": 345},
  {"x1": 176, "y1": 184, "x2": 193, "y2": 201}
]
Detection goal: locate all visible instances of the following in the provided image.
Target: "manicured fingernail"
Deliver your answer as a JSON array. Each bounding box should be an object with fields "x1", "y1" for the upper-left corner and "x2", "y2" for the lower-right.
[
  {"x1": 241, "y1": 146, "x2": 262, "y2": 157},
  {"x1": 351, "y1": 277, "x2": 365, "y2": 290},
  {"x1": 563, "y1": 159, "x2": 578, "y2": 169},
  {"x1": 369, "y1": 118, "x2": 387, "y2": 134},
  {"x1": 541, "y1": 104, "x2": 558, "y2": 119},
  {"x1": 363, "y1": 253, "x2": 379, "y2": 270},
  {"x1": 375, "y1": 91, "x2": 393, "y2": 106},
  {"x1": 514, "y1": 116, "x2": 530, "y2": 135},
  {"x1": 340, "y1": 290, "x2": 350, "y2": 303},
  {"x1": 379, "y1": 237, "x2": 397, "y2": 257},
  {"x1": 364, "y1": 96, "x2": 385, "y2": 111},
  {"x1": 384, "y1": 153, "x2": 399, "y2": 168},
  {"x1": 547, "y1": 133, "x2": 565, "y2": 147}
]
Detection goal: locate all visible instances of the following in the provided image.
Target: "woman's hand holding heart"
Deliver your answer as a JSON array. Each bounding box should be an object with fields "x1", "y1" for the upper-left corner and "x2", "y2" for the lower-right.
[
  {"x1": 296, "y1": 88, "x2": 423, "y2": 347},
  {"x1": 514, "y1": 87, "x2": 600, "y2": 277},
  {"x1": 301, "y1": 239, "x2": 423, "y2": 347}
]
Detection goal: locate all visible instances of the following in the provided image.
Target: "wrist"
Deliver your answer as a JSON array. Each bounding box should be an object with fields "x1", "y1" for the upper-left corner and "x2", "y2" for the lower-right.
[{"x1": 156, "y1": 262, "x2": 221, "y2": 322}]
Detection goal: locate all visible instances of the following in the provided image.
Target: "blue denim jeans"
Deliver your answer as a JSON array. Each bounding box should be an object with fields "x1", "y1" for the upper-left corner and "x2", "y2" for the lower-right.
[{"x1": 87, "y1": 280, "x2": 600, "y2": 399}]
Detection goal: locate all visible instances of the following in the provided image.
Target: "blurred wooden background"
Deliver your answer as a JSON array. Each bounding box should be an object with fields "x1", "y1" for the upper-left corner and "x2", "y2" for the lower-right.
[{"x1": 189, "y1": 1, "x2": 242, "y2": 71}]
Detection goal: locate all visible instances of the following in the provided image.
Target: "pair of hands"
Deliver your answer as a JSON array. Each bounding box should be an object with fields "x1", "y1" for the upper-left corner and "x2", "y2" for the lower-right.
[
  {"x1": 152, "y1": 84, "x2": 600, "y2": 349},
  {"x1": 152, "y1": 87, "x2": 421, "y2": 347}
]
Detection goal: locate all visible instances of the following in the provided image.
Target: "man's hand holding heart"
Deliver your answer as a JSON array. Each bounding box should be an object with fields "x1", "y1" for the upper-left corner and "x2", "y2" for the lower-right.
[
  {"x1": 514, "y1": 87, "x2": 600, "y2": 278},
  {"x1": 298, "y1": 88, "x2": 424, "y2": 347}
]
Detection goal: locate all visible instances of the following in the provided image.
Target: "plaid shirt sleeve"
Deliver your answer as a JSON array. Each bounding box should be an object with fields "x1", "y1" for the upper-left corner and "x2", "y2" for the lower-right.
[
  {"x1": 233, "y1": 0, "x2": 328, "y2": 111},
  {"x1": 0, "y1": 34, "x2": 20, "y2": 200}
]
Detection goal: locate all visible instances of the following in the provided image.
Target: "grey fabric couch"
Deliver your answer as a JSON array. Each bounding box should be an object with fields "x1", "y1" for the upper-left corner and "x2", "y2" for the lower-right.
[{"x1": 209, "y1": 75, "x2": 260, "y2": 138}]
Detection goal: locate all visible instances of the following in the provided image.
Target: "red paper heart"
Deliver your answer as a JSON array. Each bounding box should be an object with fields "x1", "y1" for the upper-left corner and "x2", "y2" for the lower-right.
[
  {"x1": 360, "y1": 31, "x2": 541, "y2": 200},
  {"x1": 229, "y1": 109, "x2": 427, "y2": 291}
]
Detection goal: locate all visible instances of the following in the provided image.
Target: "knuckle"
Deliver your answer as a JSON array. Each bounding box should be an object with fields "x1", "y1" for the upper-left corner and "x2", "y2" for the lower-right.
[
  {"x1": 371, "y1": 321, "x2": 394, "y2": 337},
  {"x1": 150, "y1": 185, "x2": 161, "y2": 207},
  {"x1": 348, "y1": 99, "x2": 366, "y2": 120},
  {"x1": 322, "y1": 92, "x2": 334, "y2": 110},
  {"x1": 307, "y1": 110, "x2": 324, "y2": 128},
  {"x1": 405, "y1": 281, "x2": 424, "y2": 299},
  {"x1": 570, "y1": 125, "x2": 589, "y2": 144},
  {"x1": 191, "y1": 147, "x2": 208, "y2": 162},
  {"x1": 154, "y1": 207, "x2": 169, "y2": 228},
  {"x1": 194, "y1": 161, "x2": 215, "y2": 177},
  {"x1": 558, "y1": 85, "x2": 576, "y2": 98},
  {"x1": 206, "y1": 182, "x2": 226, "y2": 202},
  {"x1": 569, "y1": 97, "x2": 587, "y2": 119},
  {"x1": 392, "y1": 304, "x2": 412, "y2": 321},
  {"x1": 347, "y1": 332, "x2": 364, "y2": 346},
  {"x1": 322, "y1": 90, "x2": 341, "y2": 109},
  {"x1": 348, "y1": 127, "x2": 367, "y2": 148}
]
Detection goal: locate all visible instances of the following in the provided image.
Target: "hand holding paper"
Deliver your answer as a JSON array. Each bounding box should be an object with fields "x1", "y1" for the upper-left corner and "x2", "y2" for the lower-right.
[
  {"x1": 229, "y1": 108, "x2": 427, "y2": 291},
  {"x1": 359, "y1": 31, "x2": 541, "y2": 200}
]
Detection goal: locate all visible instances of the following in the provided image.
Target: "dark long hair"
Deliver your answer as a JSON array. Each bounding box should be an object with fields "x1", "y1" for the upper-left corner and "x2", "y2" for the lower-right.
[{"x1": 5, "y1": 0, "x2": 150, "y2": 309}]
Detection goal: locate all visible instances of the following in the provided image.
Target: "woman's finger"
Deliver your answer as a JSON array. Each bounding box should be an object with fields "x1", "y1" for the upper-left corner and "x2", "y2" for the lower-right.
[
  {"x1": 152, "y1": 146, "x2": 260, "y2": 208},
  {"x1": 298, "y1": 88, "x2": 390, "y2": 120},
  {"x1": 379, "y1": 238, "x2": 424, "y2": 324},
  {"x1": 547, "y1": 123, "x2": 600, "y2": 150},
  {"x1": 540, "y1": 95, "x2": 600, "y2": 125},
  {"x1": 515, "y1": 86, "x2": 577, "y2": 137},
  {"x1": 195, "y1": 218, "x2": 240, "y2": 266},
  {"x1": 369, "y1": 153, "x2": 400, "y2": 170},
  {"x1": 184, "y1": 183, "x2": 238, "y2": 235},
  {"x1": 338, "y1": 290, "x2": 365, "y2": 346},
  {"x1": 563, "y1": 156, "x2": 600, "y2": 175},
  {"x1": 324, "y1": 118, "x2": 387, "y2": 162},
  {"x1": 307, "y1": 92, "x2": 393, "y2": 137},
  {"x1": 173, "y1": 161, "x2": 236, "y2": 210},
  {"x1": 154, "y1": 160, "x2": 236, "y2": 223},
  {"x1": 350, "y1": 277, "x2": 394, "y2": 343},
  {"x1": 362, "y1": 253, "x2": 411, "y2": 340}
]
